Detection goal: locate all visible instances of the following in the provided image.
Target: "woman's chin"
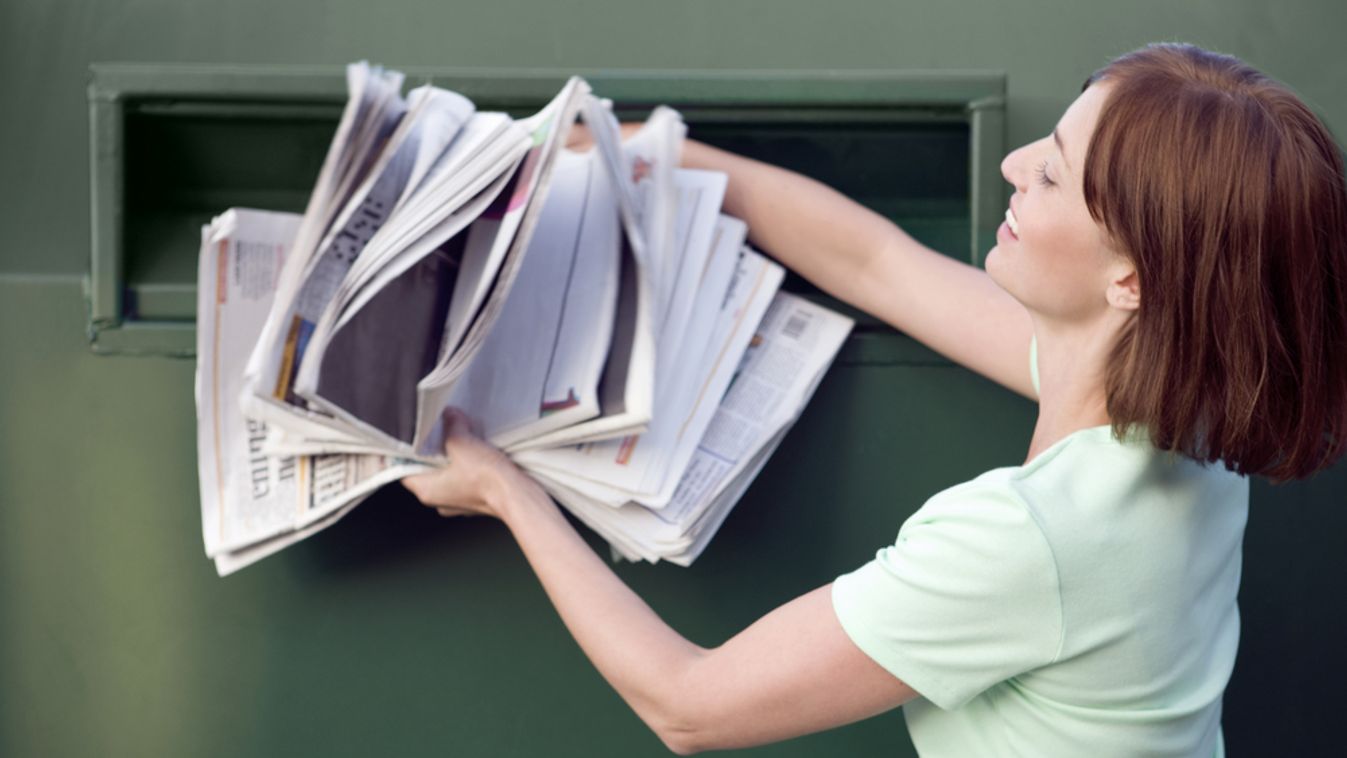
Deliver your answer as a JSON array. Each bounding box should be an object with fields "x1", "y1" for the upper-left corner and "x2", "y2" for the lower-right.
[
  {"x1": 984, "y1": 244, "x2": 1006, "y2": 276},
  {"x1": 983, "y1": 249, "x2": 1020, "y2": 298}
]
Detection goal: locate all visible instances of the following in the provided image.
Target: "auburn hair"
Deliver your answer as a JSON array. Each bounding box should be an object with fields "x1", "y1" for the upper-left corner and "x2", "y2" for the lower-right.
[{"x1": 1082, "y1": 43, "x2": 1347, "y2": 482}]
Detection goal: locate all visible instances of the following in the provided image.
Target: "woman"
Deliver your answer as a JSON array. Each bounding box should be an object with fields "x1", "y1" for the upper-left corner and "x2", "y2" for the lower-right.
[{"x1": 404, "y1": 43, "x2": 1347, "y2": 756}]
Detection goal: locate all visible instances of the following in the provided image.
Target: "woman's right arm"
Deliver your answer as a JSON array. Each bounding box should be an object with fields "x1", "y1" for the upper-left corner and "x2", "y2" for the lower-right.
[
  {"x1": 680, "y1": 138, "x2": 1037, "y2": 401},
  {"x1": 405, "y1": 411, "x2": 918, "y2": 754}
]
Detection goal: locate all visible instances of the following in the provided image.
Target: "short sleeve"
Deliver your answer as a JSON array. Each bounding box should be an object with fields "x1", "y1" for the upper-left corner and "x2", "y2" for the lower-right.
[{"x1": 831, "y1": 483, "x2": 1063, "y2": 710}]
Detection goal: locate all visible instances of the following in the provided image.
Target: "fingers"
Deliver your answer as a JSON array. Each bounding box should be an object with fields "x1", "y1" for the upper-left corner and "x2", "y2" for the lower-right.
[
  {"x1": 402, "y1": 473, "x2": 429, "y2": 501},
  {"x1": 565, "y1": 123, "x2": 595, "y2": 152}
]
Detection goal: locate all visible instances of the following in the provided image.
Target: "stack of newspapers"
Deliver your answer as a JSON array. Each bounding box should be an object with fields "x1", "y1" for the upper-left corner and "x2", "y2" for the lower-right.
[{"x1": 196, "y1": 62, "x2": 853, "y2": 576}]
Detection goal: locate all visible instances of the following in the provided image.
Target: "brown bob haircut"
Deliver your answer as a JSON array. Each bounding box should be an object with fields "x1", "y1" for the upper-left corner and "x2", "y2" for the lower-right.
[{"x1": 1082, "y1": 43, "x2": 1347, "y2": 482}]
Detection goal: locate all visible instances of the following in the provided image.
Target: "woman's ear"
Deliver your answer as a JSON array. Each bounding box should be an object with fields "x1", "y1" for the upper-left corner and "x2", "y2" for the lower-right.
[{"x1": 1106, "y1": 268, "x2": 1140, "y2": 311}]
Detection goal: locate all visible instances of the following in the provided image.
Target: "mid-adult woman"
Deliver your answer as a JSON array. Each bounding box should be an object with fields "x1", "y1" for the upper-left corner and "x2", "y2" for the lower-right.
[{"x1": 403, "y1": 43, "x2": 1347, "y2": 756}]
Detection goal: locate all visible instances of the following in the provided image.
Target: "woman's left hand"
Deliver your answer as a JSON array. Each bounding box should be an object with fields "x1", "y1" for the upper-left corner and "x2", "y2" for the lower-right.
[{"x1": 402, "y1": 408, "x2": 522, "y2": 520}]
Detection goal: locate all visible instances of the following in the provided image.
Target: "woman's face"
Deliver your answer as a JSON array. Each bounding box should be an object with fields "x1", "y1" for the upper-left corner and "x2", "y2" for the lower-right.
[{"x1": 986, "y1": 82, "x2": 1134, "y2": 323}]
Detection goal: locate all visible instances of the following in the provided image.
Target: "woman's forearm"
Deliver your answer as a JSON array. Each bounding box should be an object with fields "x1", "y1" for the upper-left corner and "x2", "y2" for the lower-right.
[
  {"x1": 678, "y1": 136, "x2": 1037, "y2": 398},
  {"x1": 489, "y1": 468, "x2": 705, "y2": 749},
  {"x1": 482, "y1": 466, "x2": 913, "y2": 755},
  {"x1": 680, "y1": 138, "x2": 917, "y2": 309}
]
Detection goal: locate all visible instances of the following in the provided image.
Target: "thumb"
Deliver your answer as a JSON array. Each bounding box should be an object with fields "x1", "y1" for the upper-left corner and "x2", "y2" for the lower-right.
[{"x1": 441, "y1": 406, "x2": 484, "y2": 439}]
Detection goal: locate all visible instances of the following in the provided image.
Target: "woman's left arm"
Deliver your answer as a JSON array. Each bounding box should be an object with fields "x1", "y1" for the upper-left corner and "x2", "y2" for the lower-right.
[{"x1": 403, "y1": 411, "x2": 916, "y2": 755}]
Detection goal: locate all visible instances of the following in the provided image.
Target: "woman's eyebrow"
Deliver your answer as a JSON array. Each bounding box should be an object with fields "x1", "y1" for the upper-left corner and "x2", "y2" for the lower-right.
[{"x1": 1054, "y1": 127, "x2": 1071, "y2": 172}]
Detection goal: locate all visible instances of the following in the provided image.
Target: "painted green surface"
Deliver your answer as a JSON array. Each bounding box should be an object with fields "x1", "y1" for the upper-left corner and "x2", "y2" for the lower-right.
[
  {"x1": 3, "y1": 2, "x2": 1347, "y2": 757},
  {"x1": 3, "y1": 0, "x2": 1345, "y2": 279},
  {"x1": 0, "y1": 276, "x2": 1036, "y2": 757}
]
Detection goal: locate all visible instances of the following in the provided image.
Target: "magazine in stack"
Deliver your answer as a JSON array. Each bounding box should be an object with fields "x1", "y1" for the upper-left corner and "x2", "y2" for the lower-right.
[{"x1": 195, "y1": 62, "x2": 854, "y2": 576}]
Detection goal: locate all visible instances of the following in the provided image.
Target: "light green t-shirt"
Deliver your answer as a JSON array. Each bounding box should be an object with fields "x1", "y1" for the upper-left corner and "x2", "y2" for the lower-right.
[{"x1": 832, "y1": 340, "x2": 1249, "y2": 757}]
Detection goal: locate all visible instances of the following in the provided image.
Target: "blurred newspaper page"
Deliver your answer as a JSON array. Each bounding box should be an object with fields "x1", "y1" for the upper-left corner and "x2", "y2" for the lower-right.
[
  {"x1": 662, "y1": 292, "x2": 853, "y2": 526},
  {"x1": 529, "y1": 291, "x2": 851, "y2": 565},
  {"x1": 195, "y1": 209, "x2": 429, "y2": 572},
  {"x1": 212, "y1": 497, "x2": 366, "y2": 577},
  {"x1": 240, "y1": 65, "x2": 408, "y2": 442},
  {"x1": 444, "y1": 149, "x2": 597, "y2": 447},
  {"x1": 514, "y1": 247, "x2": 783, "y2": 502},
  {"x1": 501, "y1": 100, "x2": 658, "y2": 453}
]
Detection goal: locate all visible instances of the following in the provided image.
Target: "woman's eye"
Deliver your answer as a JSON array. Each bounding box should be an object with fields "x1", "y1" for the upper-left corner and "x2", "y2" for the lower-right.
[{"x1": 1034, "y1": 161, "x2": 1055, "y2": 187}]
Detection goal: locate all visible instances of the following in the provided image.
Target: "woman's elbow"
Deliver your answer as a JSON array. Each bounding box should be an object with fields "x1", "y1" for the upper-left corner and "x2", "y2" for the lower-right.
[
  {"x1": 646, "y1": 701, "x2": 709, "y2": 755},
  {"x1": 638, "y1": 648, "x2": 722, "y2": 754},
  {"x1": 655, "y1": 713, "x2": 750, "y2": 755},
  {"x1": 656, "y1": 728, "x2": 703, "y2": 756},
  {"x1": 644, "y1": 684, "x2": 723, "y2": 754}
]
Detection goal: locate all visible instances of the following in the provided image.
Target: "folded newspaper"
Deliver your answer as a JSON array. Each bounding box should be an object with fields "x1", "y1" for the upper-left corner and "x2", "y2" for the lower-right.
[{"x1": 196, "y1": 62, "x2": 853, "y2": 575}]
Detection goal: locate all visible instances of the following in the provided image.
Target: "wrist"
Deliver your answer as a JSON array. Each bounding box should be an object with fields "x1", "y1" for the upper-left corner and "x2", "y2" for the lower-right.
[
  {"x1": 680, "y1": 137, "x2": 713, "y2": 170},
  {"x1": 486, "y1": 466, "x2": 549, "y2": 524}
]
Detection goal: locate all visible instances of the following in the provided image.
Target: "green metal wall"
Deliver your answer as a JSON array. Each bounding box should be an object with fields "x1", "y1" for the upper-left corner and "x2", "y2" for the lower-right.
[{"x1": 2, "y1": 2, "x2": 1344, "y2": 756}]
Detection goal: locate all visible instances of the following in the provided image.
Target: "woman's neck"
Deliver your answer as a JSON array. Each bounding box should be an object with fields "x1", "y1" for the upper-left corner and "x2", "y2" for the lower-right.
[{"x1": 1025, "y1": 316, "x2": 1125, "y2": 465}]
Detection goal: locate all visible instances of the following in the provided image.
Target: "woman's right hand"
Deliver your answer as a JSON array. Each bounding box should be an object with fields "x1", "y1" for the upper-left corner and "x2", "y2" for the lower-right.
[
  {"x1": 565, "y1": 121, "x2": 643, "y2": 153},
  {"x1": 402, "y1": 408, "x2": 527, "y2": 521},
  {"x1": 565, "y1": 123, "x2": 596, "y2": 152}
]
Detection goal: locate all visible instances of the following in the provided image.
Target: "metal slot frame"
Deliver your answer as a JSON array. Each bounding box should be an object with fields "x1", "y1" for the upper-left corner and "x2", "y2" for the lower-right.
[{"x1": 87, "y1": 64, "x2": 1004, "y2": 356}]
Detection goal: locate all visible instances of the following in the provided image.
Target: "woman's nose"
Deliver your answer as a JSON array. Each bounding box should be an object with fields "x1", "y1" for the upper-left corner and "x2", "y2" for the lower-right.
[{"x1": 1001, "y1": 144, "x2": 1031, "y2": 193}]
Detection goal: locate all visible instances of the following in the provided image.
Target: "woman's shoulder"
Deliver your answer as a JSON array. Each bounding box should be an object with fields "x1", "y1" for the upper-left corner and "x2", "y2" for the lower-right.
[
  {"x1": 923, "y1": 426, "x2": 1149, "y2": 510},
  {"x1": 923, "y1": 424, "x2": 1248, "y2": 549},
  {"x1": 1007, "y1": 423, "x2": 1246, "y2": 499}
]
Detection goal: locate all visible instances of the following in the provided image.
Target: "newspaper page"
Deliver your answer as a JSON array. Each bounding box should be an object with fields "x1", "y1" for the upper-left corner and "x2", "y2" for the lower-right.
[
  {"x1": 529, "y1": 291, "x2": 852, "y2": 565},
  {"x1": 409, "y1": 76, "x2": 593, "y2": 457},
  {"x1": 659, "y1": 292, "x2": 853, "y2": 528},
  {"x1": 240, "y1": 64, "x2": 408, "y2": 442},
  {"x1": 514, "y1": 246, "x2": 784, "y2": 501},
  {"x1": 500, "y1": 97, "x2": 659, "y2": 452},
  {"x1": 274, "y1": 89, "x2": 469, "y2": 410},
  {"x1": 196, "y1": 209, "x2": 430, "y2": 574},
  {"x1": 655, "y1": 170, "x2": 728, "y2": 373},
  {"x1": 442, "y1": 149, "x2": 597, "y2": 445}
]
